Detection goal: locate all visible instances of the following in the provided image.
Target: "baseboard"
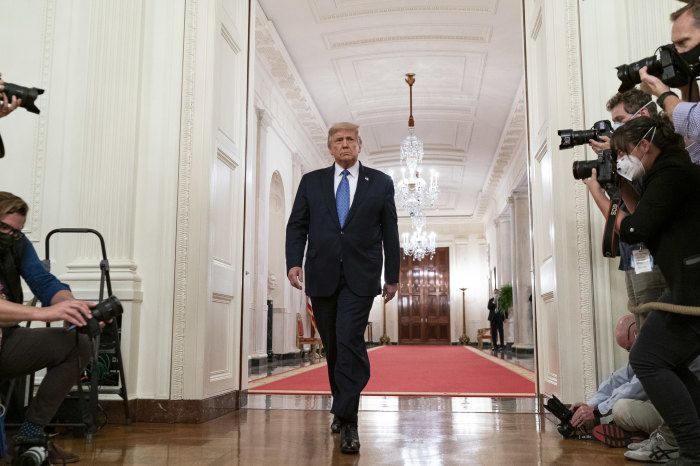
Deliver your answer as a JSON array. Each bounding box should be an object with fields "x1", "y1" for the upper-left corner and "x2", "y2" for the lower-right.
[{"x1": 100, "y1": 390, "x2": 247, "y2": 424}]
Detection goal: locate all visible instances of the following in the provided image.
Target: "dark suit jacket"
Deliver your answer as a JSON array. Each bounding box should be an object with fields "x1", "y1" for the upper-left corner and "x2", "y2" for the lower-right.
[{"x1": 285, "y1": 162, "x2": 400, "y2": 297}]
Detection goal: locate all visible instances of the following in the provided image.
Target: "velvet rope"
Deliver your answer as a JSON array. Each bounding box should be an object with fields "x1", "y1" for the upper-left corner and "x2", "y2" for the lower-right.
[{"x1": 629, "y1": 301, "x2": 700, "y2": 316}]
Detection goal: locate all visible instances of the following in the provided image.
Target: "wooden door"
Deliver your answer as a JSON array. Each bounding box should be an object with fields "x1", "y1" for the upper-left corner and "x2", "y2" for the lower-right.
[{"x1": 398, "y1": 247, "x2": 450, "y2": 344}]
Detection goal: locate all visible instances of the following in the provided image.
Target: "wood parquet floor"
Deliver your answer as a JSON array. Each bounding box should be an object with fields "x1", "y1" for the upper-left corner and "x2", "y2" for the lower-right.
[{"x1": 56, "y1": 405, "x2": 630, "y2": 465}]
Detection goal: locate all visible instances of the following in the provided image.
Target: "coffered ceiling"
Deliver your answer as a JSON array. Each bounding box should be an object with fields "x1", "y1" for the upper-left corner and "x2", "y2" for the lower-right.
[{"x1": 257, "y1": 0, "x2": 525, "y2": 220}]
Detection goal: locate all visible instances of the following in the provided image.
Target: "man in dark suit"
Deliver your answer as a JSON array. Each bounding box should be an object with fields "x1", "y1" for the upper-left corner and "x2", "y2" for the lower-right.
[
  {"x1": 487, "y1": 288, "x2": 505, "y2": 350},
  {"x1": 286, "y1": 122, "x2": 400, "y2": 454}
]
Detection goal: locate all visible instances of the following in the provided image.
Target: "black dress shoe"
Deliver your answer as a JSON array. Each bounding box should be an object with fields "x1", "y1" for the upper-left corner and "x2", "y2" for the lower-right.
[
  {"x1": 330, "y1": 415, "x2": 342, "y2": 434},
  {"x1": 340, "y1": 424, "x2": 360, "y2": 454}
]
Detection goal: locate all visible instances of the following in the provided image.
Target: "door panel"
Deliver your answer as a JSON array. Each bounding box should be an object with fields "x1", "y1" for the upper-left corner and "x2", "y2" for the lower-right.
[{"x1": 398, "y1": 247, "x2": 450, "y2": 345}]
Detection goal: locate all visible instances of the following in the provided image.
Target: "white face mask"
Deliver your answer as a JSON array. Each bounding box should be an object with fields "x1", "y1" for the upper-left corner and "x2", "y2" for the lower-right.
[
  {"x1": 612, "y1": 122, "x2": 623, "y2": 131},
  {"x1": 616, "y1": 154, "x2": 645, "y2": 181},
  {"x1": 616, "y1": 126, "x2": 655, "y2": 181}
]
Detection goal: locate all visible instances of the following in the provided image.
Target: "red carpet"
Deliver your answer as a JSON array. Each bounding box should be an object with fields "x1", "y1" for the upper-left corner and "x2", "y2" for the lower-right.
[{"x1": 249, "y1": 345, "x2": 535, "y2": 397}]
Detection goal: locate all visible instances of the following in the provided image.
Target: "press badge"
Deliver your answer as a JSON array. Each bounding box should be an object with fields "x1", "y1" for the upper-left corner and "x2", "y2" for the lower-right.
[{"x1": 631, "y1": 249, "x2": 653, "y2": 274}]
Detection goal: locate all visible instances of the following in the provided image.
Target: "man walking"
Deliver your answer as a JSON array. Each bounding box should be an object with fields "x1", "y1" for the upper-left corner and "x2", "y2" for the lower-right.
[{"x1": 286, "y1": 122, "x2": 400, "y2": 454}]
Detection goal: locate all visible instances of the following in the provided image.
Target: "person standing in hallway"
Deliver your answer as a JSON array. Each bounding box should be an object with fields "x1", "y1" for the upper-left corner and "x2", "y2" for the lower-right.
[
  {"x1": 487, "y1": 288, "x2": 506, "y2": 350},
  {"x1": 285, "y1": 122, "x2": 400, "y2": 454}
]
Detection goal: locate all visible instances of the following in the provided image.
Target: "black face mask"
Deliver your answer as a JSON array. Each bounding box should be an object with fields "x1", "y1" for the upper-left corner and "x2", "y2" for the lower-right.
[{"x1": 679, "y1": 41, "x2": 700, "y2": 72}]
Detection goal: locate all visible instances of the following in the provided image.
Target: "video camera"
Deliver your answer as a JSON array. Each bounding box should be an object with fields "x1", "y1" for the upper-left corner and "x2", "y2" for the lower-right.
[{"x1": 616, "y1": 44, "x2": 694, "y2": 93}]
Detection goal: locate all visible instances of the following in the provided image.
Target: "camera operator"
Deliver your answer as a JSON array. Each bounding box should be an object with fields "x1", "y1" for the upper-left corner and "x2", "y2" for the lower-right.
[
  {"x1": 583, "y1": 114, "x2": 700, "y2": 462},
  {"x1": 0, "y1": 192, "x2": 91, "y2": 464},
  {"x1": 638, "y1": 2, "x2": 700, "y2": 160},
  {"x1": 0, "y1": 72, "x2": 21, "y2": 118}
]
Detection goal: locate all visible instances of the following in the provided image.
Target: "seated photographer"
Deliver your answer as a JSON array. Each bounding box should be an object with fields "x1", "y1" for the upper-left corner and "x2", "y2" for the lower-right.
[
  {"x1": 0, "y1": 73, "x2": 21, "y2": 118},
  {"x1": 584, "y1": 114, "x2": 700, "y2": 462},
  {"x1": 638, "y1": 2, "x2": 700, "y2": 161},
  {"x1": 0, "y1": 192, "x2": 92, "y2": 463},
  {"x1": 569, "y1": 315, "x2": 688, "y2": 447}
]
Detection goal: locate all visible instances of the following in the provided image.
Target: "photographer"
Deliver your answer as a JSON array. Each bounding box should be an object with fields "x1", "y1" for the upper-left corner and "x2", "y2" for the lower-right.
[
  {"x1": 638, "y1": 2, "x2": 700, "y2": 159},
  {"x1": 589, "y1": 91, "x2": 667, "y2": 331},
  {"x1": 584, "y1": 114, "x2": 700, "y2": 462},
  {"x1": 0, "y1": 73, "x2": 21, "y2": 118},
  {"x1": 0, "y1": 192, "x2": 91, "y2": 464}
]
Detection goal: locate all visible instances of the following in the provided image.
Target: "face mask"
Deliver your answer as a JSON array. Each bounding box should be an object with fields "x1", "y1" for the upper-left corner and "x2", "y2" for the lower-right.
[
  {"x1": 616, "y1": 126, "x2": 655, "y2": 180},
  {"x1": 612, "y1": 122, "x2": 623, "y2": 131},
  {"x1": 616, "y1": 155, "x2": 646, "y2": 181},
  {"x1": 679, "y1": 41, "x2": 700, "y2": 68}
]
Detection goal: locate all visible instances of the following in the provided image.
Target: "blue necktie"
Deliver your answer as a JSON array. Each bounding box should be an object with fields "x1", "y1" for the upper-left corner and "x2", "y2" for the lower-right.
[{"x1": 336, "y1": 169, "x2": 350, "y2": 227}]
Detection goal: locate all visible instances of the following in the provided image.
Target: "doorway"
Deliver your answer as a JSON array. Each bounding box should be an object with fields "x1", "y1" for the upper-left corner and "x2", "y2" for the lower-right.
[{"x1": 397, "y1": 247, "x2": 450, "y2": 344}]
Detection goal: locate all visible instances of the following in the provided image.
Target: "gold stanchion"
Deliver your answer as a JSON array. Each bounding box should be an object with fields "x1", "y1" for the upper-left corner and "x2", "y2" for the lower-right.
[
  {"x1": 458, "y1": 287, "x2": 470, "y2": 345},
  {"x1": 379, "y1": 297, "x2": 391, "y2": 345}
]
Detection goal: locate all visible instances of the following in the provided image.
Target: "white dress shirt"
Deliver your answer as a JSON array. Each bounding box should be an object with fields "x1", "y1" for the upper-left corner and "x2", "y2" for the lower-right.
[{"x1": 333, "y1": 162, "x2": 359, "y2": 209}]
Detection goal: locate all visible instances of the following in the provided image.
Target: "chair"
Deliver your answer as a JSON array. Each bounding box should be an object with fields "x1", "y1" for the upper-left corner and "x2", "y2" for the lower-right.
[
  {"x1": 477, "y1": 327, "x2": 492, "y2": 350},
  {"x1": 296, "y1": 313, "x2": 322, "y2": 360}
]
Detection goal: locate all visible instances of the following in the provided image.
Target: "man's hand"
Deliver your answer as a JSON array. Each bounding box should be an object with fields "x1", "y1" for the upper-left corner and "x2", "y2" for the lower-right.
[
  {"x1": 0, "y1": 92, "x2": 20, "y2": 118},
  {"x1": 639, "y1": 66, "x2": 670, "y2": 98},
  {"x1": 588, "y1": 135, "x2": 610, "y2": 153},
  {"x1": 382, "y1": 283, "x2": 397, "y2": 302},
  {"x1": 0, "y1": 73, "x2": 21, "y2": 118},
  {"x1": 288, "y1": 267, "x2": 303, "y2": 290},
  {"x1": 42, "y1": 299, "x2": 93, "y2": 327},
  {"x1": 570, "y1": 402, "x2": 596, "y2": 428}
]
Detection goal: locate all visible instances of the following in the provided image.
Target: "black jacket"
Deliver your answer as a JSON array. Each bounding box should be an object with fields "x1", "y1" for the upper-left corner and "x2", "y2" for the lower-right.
[
  {"x1": 619, "y1": 147, "x2": 700, "y2": 306},
  {"x1": 285, "y1": 163, "x2": 400, "y2": 297}
]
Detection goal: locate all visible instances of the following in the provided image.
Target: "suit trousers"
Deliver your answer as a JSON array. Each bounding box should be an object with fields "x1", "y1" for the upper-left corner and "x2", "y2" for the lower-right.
[
  {"x1": 0, "y1": 327, "x2": 91, "y2": 425},
  {"x1": 311, "y1": 272, "x2": 374, "y2": 426}
]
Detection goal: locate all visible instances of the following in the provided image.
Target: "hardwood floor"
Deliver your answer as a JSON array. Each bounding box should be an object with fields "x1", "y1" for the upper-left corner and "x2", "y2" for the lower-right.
[
  {"x1": 51, "y1": 350, "x2": 628, "y2": 464},
  {"x1": 54, "y1": 399, "x2": 630, "y2": 465}
]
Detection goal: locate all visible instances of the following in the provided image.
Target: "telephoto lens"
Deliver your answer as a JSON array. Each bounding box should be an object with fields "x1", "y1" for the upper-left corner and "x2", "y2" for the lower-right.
[
  {"x1": 1, "y1": 82, "x2": 45, "y2": 114},
  {"x1": 17, "y1": 445, "x2": 48, "y2": 466}
]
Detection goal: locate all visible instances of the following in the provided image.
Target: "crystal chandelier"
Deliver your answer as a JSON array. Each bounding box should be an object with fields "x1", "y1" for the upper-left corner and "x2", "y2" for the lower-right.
[
  {"x1": 402, "y1": 227, "x2": 436, "y2": 261},
  {"x1": 393, "y1": 73, "x2": 440, "y2": 261},
  {"x1": 395, "y1": 73, "x2": 439, "y2": 217}
]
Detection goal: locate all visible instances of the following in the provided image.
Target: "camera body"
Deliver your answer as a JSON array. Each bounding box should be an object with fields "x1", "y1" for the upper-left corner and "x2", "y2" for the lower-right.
[
  {"x1": 543, "y1": 395, "x2": 579, "y2": 439},
  {"x1": 572, "y1": 149, "x2": 618, "y2": 189},
  {"x1": 617, "y1": 44, "x2": 692, "y2": 93}
]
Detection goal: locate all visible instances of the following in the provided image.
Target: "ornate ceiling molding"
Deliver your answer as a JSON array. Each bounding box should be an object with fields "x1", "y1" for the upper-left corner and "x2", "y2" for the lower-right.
[
  {"x1": 309, "y1": 0, "x2": 497, "y2": 22},
  {"x1": 474, "y1": 80, "x2": 526, "y2": 220},
  {"x1": 255, "y1": 5, "x2": 329, "y2": 165}
]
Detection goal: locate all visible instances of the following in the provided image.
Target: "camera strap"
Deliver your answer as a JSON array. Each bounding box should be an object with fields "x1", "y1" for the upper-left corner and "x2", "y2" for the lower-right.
[{"x1": 603, "y1": 197, "x2": 621, "y2": 257}]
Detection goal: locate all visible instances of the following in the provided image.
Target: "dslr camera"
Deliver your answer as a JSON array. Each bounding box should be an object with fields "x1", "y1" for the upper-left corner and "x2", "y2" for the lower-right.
[
  {"x1": 558, "y1": 120, "x2": 618, "y2": 190},
  {"x1": 543, "y1": 395, "x2": 581, "y2": 439},
  {"x1": 79, "y1": 295, "x2": 123, "y2": 338},
  {"x1": 616, "y1": 44, "x2": 692, "y2": 93}
]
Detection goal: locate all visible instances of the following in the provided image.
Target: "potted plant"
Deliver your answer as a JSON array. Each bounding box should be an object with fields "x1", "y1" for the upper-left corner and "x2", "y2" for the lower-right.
[{"x1": 497, "y1": 284, "x2": 513, "y2": 316}]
